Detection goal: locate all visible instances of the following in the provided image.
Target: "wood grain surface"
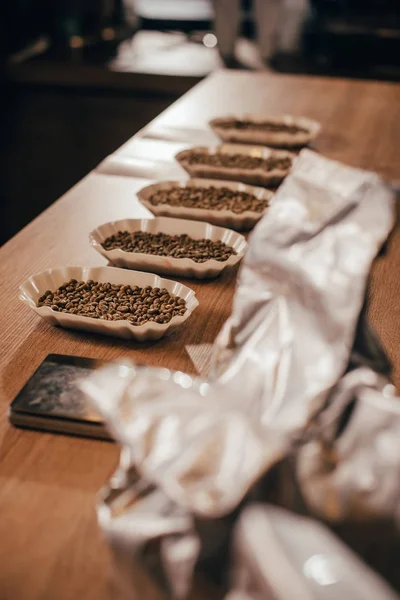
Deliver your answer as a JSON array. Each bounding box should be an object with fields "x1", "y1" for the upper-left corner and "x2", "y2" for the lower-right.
[{"x1": 0, "y1": 70, "x2": 399, "y2": 600}]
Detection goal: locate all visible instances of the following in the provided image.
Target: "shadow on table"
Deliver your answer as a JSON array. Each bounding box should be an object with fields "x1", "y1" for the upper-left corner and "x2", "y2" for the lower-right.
[
  {"x1": 0, "y1": 418, "x2": 119, "y2": 498},
  {"x1": 2, "y1": 298, "x2": 223, "y2": 396}
]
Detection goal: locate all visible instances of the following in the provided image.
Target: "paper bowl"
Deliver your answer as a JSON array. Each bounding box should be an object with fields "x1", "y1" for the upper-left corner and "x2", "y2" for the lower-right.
[
  {"x1": 90, "y1": 217, "x2": 247, "y2": 279},
  {"x1": 19, "y1": 266, "x2": 198, "y2": 341},
  {"x1": 137, "y1": 178, "x2": 273, "y2": 231},
  {"x1": 209, "y1": 115, "x2": 321, "y2": 148},
  {"x1": 175, "y1": 144, "x2": 295, "y2": 187}
]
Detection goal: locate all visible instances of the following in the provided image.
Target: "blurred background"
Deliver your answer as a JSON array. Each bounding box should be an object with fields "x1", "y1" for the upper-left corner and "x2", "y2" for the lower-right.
[{"x1": 1, "y1": 0, "x2": 399, "y2": 245}]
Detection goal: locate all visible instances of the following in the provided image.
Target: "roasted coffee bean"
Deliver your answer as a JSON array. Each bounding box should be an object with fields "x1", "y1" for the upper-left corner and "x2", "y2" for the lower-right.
[
  {"x1": 183, "y1": 152, "x2": 292, "y2": 172},
  {"x1": 101, "y1": 231, "x2": 237, "y2": 263},
  {"x1": 216, "y1": 119, "x2": 308, "y2": 134},
  {"x1": 149, "y1": 186, "x2": 269, "y2": 214},
  {"x1": 37, "y1": 279, "x2": 187, "y2": 326}
]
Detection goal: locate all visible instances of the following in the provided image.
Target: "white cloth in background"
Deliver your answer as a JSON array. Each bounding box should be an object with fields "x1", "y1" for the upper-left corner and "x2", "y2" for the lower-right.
[
  {"x1": 279, "y1": 0, "x2": 310, "y2": 53},
  {"x1": 213, "y1": 0, "x2": 310, "y2": 60},
  {"x1": 213, "y1": 0, "x2": 241, "y2": 58}
]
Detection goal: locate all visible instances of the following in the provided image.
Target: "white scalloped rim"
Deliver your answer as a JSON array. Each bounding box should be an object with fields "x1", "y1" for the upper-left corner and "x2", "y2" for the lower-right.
[
  {"x1": 90, "y1": 217, "x2": 247, "y2": 280},
  {"x1": 19, "y1": 266, "x2": 198, "y2": 341},
  {"x1": 209, "y1": 115, "x2": 321, "y2": 148},
  {"x1": 137, "y1": 178, "x2": 273, "y2": 231},
  {"x1": 175, "y1": 144, "x2": 295, "y2": 187}
]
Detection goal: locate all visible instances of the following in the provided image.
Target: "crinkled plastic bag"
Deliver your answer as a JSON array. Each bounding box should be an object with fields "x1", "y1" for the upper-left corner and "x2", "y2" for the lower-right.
[
  {"x1": 82, "y1": 150, "x2": 397, "y2": 598},
  {"x1": 226, "y1": 504, "x2": 400, "y2": 600},
  {"x1": 297, "y1": 367, "x2": 400, "y2": 524},
  {"x1": 211, "y1": 149, "x2": 394, "y2": 445}
]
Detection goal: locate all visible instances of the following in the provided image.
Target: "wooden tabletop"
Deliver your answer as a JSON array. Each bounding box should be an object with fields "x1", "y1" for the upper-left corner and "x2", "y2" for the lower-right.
[{"x1": 0, "y1": 70, "x2": 399, "y2": 600}]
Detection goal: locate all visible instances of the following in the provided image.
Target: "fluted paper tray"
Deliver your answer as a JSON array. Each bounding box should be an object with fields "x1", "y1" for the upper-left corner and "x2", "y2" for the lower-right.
[
  {"x1": 209, "y1": 114, "x2": 321, "y2": 148},
  {"x1": 90, "y1": 217, "x2": 247, "y2": 279}
]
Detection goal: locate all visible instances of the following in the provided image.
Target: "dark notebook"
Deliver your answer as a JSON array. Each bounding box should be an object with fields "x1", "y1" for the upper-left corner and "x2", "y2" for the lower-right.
[{"x1": 9, "y1": 354, "x2": 110, "y2": 440}]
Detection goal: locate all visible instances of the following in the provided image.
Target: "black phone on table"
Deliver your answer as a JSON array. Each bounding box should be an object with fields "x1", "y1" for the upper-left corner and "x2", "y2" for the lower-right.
[{"x1": 9, "y1": 354, "x2": 111, "y2": 440}]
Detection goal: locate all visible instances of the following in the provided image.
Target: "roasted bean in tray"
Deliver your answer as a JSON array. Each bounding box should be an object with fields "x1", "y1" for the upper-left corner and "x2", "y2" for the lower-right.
[
  {"x1": 37, "y1": 279, "x2": 186, "y2": 325},
  {"x1": 101, "y1": 231, "x2": 237, "y2": 263},
  {"x1": 216, "y1": 119, "x2": 308, "y2": 134},
  {"x1": 183, "y1": 152, "x2": 292, "y2": 172},
  {"x1": 148, "y1": 185, "x2": 269, "y2": 214}
]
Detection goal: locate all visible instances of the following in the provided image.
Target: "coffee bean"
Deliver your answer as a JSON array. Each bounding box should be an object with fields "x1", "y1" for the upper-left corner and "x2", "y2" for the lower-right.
[
  {"x1": 37, "y1": 279, "x2": 187, "y2": 326},
  {"x1": 148, "y1": 185, "x2": 270, "y2": 215},
  {"x1": 101, "y1": 231, "x2": 236, "y2": 263},
  {"x1": 216, "y1": 119, "x2": 307, "y2": 134},
  {"x1": 183, "y1": 152, "x2": 292, "y2": 173}
]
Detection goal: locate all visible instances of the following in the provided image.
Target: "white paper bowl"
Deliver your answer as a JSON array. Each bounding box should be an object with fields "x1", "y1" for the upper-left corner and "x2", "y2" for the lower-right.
[
  {"x1": 90, "y1": 217, "x2": 247, "y2": 279},
  {"x1": 19, "y1": 266, "x2": 198, "y2": 341},
  {"x1": 175, "y1": 144, "x2": 295, "y2": 187},
  {"x1": 209, "y1": 115, "x2": 321, "y2": 148},
  {"x1": 137, "y1": 178, "x2": 273, "y2": 231}
]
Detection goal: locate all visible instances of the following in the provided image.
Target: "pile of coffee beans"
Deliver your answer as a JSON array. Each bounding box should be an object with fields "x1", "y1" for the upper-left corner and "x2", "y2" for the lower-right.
[
  {"x1": 37, "y1": 279, "x2": 186, "y2": 325},
  {"x1": 216, "y1": 119, "x2": 307, "y2": 134},
  {"x1": 183, "y1": 151, "x2": 292, "y2": 172},
  {"x1": 101, "y1": 231, "x2": 236, "y2": 263},
  {"x1": 149, "y1": 186, "x2": 269, "y2": 214}
]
